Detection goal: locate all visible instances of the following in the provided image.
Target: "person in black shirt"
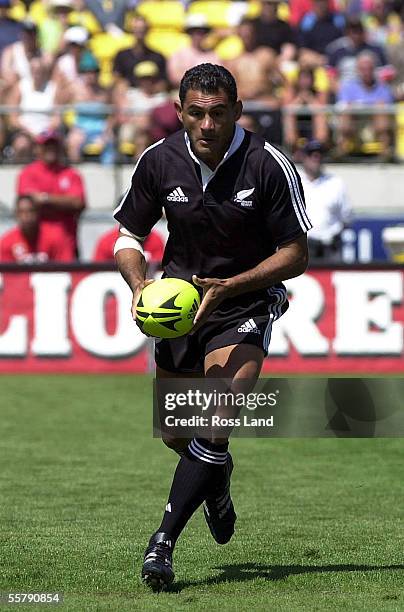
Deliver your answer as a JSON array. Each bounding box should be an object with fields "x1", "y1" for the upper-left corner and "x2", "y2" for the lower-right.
[
  {"x1": 254, "y1": 0, "x2": 297, "y2": 58},
  {"x1": 114, "y1": 64, "x2": 311, "y2": 590},
  {"x1": 299, "y1": 0, "x2": 345, "y2": 65},
  {"x1": 112, "y1": 14, "x2": 167, "y2": 90}
]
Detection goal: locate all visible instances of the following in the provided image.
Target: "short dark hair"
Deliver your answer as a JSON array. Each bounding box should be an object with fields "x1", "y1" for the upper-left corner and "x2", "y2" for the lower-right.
[
  {"x1": 16, "y1": 194, "x2": 35, "y2": 207},
  {"x1": 346, "y1": 17, "x2": 364, "y2": 32},
  {"x1": 179, "y1": 63, "x2": 238, "y2": 105}
]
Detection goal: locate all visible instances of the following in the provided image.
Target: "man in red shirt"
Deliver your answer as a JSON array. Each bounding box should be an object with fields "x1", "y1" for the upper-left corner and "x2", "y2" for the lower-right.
[
  {"x1": 0, "y1": 194, "x2": 74, "y2": 263},
  {"x1": 93, "y1": 225, "x2": 164, "y2": 264},
  {"x1": 16, "y1": 129, "x2": 86, "y2": 256}
]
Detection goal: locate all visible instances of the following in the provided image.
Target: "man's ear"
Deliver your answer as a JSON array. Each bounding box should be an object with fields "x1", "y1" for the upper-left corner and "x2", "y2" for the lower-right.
[
  {"x1": 234, "y1": 100, "x2": 243, "y2": 122},
  {"x1": 174, "y1": 100, "x2": 183, "y2": 124}
]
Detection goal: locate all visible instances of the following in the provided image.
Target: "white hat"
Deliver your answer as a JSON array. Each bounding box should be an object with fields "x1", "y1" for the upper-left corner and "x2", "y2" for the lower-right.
[
  {"x1": 185, "y1": 13, "x2": 211, "y2": 31},
  {"x1": 49, "y1": 0, "x2": 74, "y2": 10},
  {"x1": 63, "y1": 26, "x2": 89, "y2": 45}
]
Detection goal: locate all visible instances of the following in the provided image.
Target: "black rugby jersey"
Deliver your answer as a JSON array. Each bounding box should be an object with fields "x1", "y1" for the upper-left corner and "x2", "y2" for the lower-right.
[{"x1": 114, "y1": 126, "x2": 311, "y2": 282}]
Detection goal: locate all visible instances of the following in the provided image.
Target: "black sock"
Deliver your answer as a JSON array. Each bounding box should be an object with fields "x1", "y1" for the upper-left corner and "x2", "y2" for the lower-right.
[{"x1": 158, "y1": 438, "x2": 229, "y2": 545}]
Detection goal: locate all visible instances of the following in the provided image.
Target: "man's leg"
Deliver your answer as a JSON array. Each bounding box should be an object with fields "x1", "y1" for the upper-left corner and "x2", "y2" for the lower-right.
[
  {"x1": 142, "y1": 366, "x2": 205, "y2": 589},
  {"x1": 142, "y1": 346, "x2": 263, "y2": 589},
  {"x1": 202, "y1": 344, "x2": 264, "y2": 543}
]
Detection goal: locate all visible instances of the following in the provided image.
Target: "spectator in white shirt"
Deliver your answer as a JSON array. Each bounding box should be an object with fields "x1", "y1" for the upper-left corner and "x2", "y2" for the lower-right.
[{"x1": 299, "y1": 140, "x2": 352, "y2": 260}]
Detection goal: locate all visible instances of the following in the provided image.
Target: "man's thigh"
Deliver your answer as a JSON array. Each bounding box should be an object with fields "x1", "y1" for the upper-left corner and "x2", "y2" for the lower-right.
[
  {"x1": 204, "y1": 343, "x2": 264, "y2": 392},
  {"x1": 204, "y1": 344, "x2": 264, "y2": 442}
]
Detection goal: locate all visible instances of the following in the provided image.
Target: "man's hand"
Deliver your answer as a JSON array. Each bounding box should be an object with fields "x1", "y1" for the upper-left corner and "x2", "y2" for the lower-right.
[
  {"x1": 192, "y1": 274, "x2": 233, "y2": 332},
  {"x1": 131, "y1": 279, "x2": 155, "y2": 321}
]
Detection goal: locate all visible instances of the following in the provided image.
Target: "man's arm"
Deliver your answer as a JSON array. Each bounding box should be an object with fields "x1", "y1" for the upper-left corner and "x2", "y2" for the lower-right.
[
  {"x1": 34, "y1": 193, "x2": 85, "y2": 213},
  {"x1": 114, "y1": 229, "x2": 153, "y2": 319},
  {"x1": 192, "y1": 234, "x2": 308, "y2": 329}
]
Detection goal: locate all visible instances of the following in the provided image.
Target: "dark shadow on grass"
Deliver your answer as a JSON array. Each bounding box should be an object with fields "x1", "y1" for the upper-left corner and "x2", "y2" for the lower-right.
[{"x1": 168, "y1": 562, "x2": 404, "y2": 593}]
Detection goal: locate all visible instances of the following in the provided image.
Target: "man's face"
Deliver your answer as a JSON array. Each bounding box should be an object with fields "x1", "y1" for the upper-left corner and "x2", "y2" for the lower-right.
[
  {"x1": 303, "y1": 150, "x2": 323, "y2": 175},
  {"x1": 22, "y1": 29, "x2": 37, "y2": 50},
  {"x1": 313, "y1": 0, "x2": 329, "y2": 18},
  {"x1": 357, "y1": 56, "x2": 375, "y2": 84},
  {"x1": 133, "y1": 17, "x2": 148, "y2": 41},
  {"x1": 189, "y1": 28, "x2": 210, "y2": 50},
  {"x1": 16, "y1": 198, "x2": 39, "y2": 234},
  {"x1": 175, "y1": 88, "x2": 242, "y2": 166},
  {"x1": 348, "y1": 26, "x2": 365, "y2": 46},
  {"x1": 39, "y1": 140, "x2": 60, "y2": 164},
  {"x1": 238, "y1": 22, "x2": 256, "y2": 49}
]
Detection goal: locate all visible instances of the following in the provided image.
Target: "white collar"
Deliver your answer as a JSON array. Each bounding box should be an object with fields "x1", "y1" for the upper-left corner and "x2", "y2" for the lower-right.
[{"x1": 184, "y1": 124, "x2": 245, "y2": 191}]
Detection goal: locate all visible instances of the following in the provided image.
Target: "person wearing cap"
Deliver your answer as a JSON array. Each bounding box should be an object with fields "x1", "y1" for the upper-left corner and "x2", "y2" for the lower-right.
[
  {"x1": 167, "y1": 14, "x2": 219, "y2": 89},
  {"x1": 299, "y1": 140, "x2": 351, "y2": 260},
  {"x1": 16, "y1": 130, "x2": 86, "y2": 257},
  {"x1": 0, "y1": 194, "x2": 74, "y2": 263},
  {"x1": 65, "y1": 50, "x2": 115, "y2": 163},
  {"x1": 53, "y1": 26, "x2": 89, "y2": 89},
  {"x1": 113, "y1": 15, "x2": 168, "y2": 91},
  {"x1": 116, "y1": 60, "x2": 169, "y2": 158}
]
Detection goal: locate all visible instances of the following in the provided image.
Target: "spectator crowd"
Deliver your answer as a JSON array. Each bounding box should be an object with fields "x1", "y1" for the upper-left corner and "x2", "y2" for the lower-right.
[
  {"x1": 0, "y1": 0, "x2": 403, "y2": 163},
  {"x1": 1, "y1": 0, "x2": 403, "y2": 263}
]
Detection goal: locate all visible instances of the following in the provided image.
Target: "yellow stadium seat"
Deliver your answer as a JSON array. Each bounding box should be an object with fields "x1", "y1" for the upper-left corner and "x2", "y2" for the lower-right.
[
  {"x1": 89, "y1": 33, "x2": 134, "y2": 87},
  {"x1": 120, "y1": 141, "x2": 136, "y2": 156},
  {"x1": 395, "y1": 102, "x2": 404, "y2": 161},
  {"x1": 278, "y1": 2, "x2": 290, "y2": 21},
  {"x1": 215, "y1": 35, "x2": 243, "y2": 60},
  {"x1": 137, "y1": 1, "x2": 185, "y2": 30},
  {"x1": 89, "y1": 32, "x2": 134, "y2": 60},
  {"x1": 314, "y1": 66, "x2": 330, "y2": 93},
  {"x1": 83, "y1": 142, "x2": 104, "y2": 156},
  {"x1": 188, "y1": 0, "x2": 288, "y2": 28},
  {"x1": 146, "y1": 29, "x2": 189, "y2": 57},
  {"x1": 28, "y1": 0, "x2": 46, "y2": 25},
  {"x1": 63, "y1": 109, "x2": 76, "y2": 129},
  {"x1": 361, "y1": 141, "x2": 383, "y2": 155},
  {"x1": 188, "y1": 1, "x2": 233, "y2": 28},
  {"x1": 29, "y1": 2, "x2": 101, "y2": 33},
  {"x1": 8, "y1": 1, "x2": 25, "y2": 21},
  {"x1": 69, "y1": 10, "x2": 102, "y2": 35}
]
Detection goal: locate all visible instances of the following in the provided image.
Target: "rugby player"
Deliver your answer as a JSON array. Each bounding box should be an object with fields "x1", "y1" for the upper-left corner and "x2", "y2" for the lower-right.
[{"x1": 114, "y1": 64, "x2": 311, "y2": 590}]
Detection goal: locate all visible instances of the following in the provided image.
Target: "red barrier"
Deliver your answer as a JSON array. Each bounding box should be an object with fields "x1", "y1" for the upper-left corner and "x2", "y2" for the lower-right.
[{"x1": 0, "y1": 266, "x2": 403, "y2": 373}]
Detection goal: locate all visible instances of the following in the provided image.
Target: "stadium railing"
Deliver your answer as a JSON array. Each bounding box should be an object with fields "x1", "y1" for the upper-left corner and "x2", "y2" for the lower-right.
[{"x1": 1, "y1": 103, "x2": 404, "y2": 162}]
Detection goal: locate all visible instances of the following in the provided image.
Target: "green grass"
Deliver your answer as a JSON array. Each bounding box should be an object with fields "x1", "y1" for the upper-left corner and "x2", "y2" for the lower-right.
[{"x1": 0, "y1": 375, "x2": 403, "y2": 612}]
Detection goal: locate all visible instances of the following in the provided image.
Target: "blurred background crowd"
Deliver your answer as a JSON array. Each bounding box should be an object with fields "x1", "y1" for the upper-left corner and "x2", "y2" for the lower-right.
[
  {"x1": 1, "y1": 0, "x2": 404, "y2": 162},
  {"x1": 1, "y1": 0, "x2": 404, "y2": 264}
]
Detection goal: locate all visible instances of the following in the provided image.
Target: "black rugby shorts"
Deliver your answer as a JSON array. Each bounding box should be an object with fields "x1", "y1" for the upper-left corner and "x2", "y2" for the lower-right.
[{"x1": 154, "y1": 285, "x2": 288, "y2": 374}]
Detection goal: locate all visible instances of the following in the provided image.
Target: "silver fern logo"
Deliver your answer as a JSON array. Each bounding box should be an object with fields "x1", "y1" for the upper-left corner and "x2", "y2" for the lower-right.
[{"x1": 234, "y1": 187, "x2": 255, "y2": 207}]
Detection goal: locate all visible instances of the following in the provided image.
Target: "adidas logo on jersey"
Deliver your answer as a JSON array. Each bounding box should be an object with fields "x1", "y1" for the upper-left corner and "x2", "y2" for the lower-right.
[
  {"x1": 234, "y1": 187, "x2": 255, "y2": 207},
  {"x1": 238, "y1": 318, "x2": 260, "y2": 334},
  {"x1": 167, "y1": 187, "x2": 188, "y2": 202}
]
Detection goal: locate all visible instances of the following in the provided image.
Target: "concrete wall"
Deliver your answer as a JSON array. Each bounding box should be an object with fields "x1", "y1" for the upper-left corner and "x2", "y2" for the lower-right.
[
  {"x1": 1, "y1": 162, "x2": 403, "y2": 216},
  {"x1": 1, "y1": 162, "x2": 402, "y2": 260}
]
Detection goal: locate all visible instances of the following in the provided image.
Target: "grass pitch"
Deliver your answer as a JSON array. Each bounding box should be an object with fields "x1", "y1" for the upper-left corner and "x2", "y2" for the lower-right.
[{"x1": 1, "y1": 375, "x2": 403, "y2": 612}]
